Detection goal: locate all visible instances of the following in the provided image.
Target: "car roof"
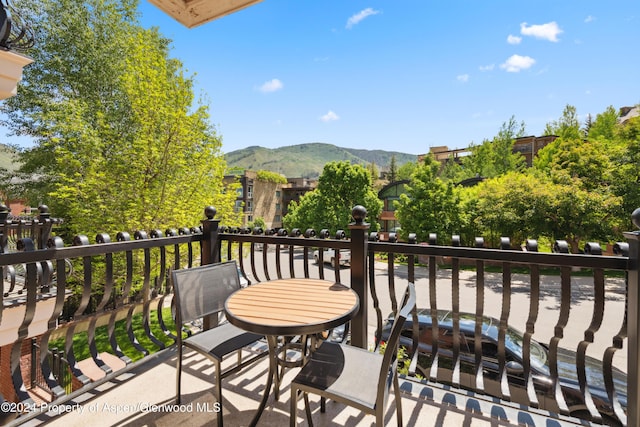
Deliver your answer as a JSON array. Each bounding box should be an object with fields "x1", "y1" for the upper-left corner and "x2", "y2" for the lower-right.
[{"x1": 393, "y1": 308, "x2": 500, "y2": 341}]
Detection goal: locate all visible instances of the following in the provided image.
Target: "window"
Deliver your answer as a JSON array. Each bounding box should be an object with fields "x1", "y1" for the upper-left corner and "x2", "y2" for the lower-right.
[
  {"x1": 248, "y1": 215, "x2": 253, "y2": 222},
  {"x1": 234, "y1": 200, "x2": 243, "y2": 213},
  {"x1": 275, "y1": 215, "x2": 281, "y2": 222},
  {"x1": 436, "y1": 328, "x2": 470, "y2": 353},
  {"x1": 387, "y1": 196, "x2": 399, "y2": 211},
  {"x1": 276, "y1": 203, "x2": 281, "y2": 212},
  {"x1": 236, "y1": 187, "x2": 243, "y2": 197},
  {"x1": 246, "y1": 201, "x2": 253, "y2": 212},
  {"x1": 248, "y1": 185, "x2": 253, "y2": 199},
  {"x1": 276, "y1": 190, "x2": 281, "y2": 198}
]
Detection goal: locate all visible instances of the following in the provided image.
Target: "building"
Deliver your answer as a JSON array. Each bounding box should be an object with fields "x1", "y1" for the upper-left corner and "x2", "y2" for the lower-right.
[
  {"x1": 511, "y1": 135, "x2": 558, "y2": 166},
  {"x1": 422, "y1": 146, "x2": 470, "y2": 164},
  {"x1": 224, "y1": 171, "x2": 317, "y2": 229},
  {"x1": 377, "y1": 180, "x2": 409, "y2": 240},
  {"x1": 620, "y1": 105, "x2": 639, "y2": 124},
  {"x1": 281, "y1": 177, "x2": 317, "y2": 220},
  {"x1": 422, "y1": 135, "x2": 558, "y2": 168}
]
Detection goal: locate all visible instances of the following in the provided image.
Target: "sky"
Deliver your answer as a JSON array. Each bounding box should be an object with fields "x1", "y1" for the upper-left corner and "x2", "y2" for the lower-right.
[{"x1": 4, "y1": 1, "x2": 640, "y2": 156}]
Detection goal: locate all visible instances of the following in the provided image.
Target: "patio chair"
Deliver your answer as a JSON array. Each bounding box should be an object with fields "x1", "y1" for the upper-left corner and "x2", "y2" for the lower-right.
[
  {"x1": 173, "y1": 261, "x2": 266, "y2": 427},
  {"x1": 290, "y1": 282, "x2": 416, "y2": 426}
]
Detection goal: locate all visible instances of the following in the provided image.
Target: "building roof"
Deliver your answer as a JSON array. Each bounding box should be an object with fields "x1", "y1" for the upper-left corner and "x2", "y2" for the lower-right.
[
  {"x1": 620, "y1": 106, "x2": 639, "y2": 124},
  {"x1": 147, "y1": 0, "x2": 263, "y2": 28}
]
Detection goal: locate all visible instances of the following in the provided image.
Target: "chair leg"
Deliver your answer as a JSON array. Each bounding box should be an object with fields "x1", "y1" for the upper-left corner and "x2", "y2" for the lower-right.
[
  {"x1": 290, "y1": 385, "x2": 298, "y2": 427},
  {"x1": 303, "y1": 393, "x2": 313, "y2": 427},
  {"x1": 275, "y1": 359, "x2": 284, "y2": 401},
  {"x1": 176, "y1": 347, "x2": 182, "y2": 404},
  {"x1": 393, "y1": 373, "x2": 403, "y2": 427},
  {"x1": 215, "y1": 360, "x2": 223, "y2": 427}
]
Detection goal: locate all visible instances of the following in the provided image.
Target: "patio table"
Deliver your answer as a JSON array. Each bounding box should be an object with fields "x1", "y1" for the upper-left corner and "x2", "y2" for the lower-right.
[{"x1": 224, "y1": 277, "x2": 359, "y2": 427}]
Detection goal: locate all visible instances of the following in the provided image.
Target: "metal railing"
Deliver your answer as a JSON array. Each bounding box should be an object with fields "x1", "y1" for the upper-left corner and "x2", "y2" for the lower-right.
[
  {"x1": 0, "y1": 205, "x2": 637, "y2": 426},
  {"x1": 0, "y1": 0, "x2": 35, "y2": 52}
]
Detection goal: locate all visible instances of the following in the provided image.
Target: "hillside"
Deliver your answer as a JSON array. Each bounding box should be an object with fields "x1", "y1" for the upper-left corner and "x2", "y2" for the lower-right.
[{"x1": 224, "y1": 143, "x2": 417, "y2": 178}]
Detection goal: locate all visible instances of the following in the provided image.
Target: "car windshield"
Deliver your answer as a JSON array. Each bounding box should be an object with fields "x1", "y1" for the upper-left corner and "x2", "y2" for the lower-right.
[{"x1": 453, "y1": 312, "x2": 549, "y2": 374}]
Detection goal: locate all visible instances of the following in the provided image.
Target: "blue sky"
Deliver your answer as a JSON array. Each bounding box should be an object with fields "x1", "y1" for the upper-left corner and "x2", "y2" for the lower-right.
[{"x1": 5, "y1": 1, "x2": 640, "y2": 156}]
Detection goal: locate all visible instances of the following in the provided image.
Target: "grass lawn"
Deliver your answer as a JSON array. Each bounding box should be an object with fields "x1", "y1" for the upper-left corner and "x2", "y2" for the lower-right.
[{"x1": 49, "y1": 307, "x2": 178, "y2": 363}]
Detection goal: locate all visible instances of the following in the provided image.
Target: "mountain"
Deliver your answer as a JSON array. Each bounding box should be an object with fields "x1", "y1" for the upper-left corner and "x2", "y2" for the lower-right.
[
  {"x1": 224, "y1": 143, "x2": 417, "y2": 178},
  {"x1": 0, "y1": 141, "x2": 417, "y2": 179}
]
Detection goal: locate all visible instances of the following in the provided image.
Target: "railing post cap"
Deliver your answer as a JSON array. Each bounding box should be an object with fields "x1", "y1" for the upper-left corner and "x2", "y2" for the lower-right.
[
  {"x1": 0, "y1": 204, "x2": 8, "y2": 223},
  {"x1": 351, "y1": 205, "x2": 367, "y2": 223},
  {"x1": 632, "y1": 207, "x2": 640, "y2": 230},
  {"x1": 204, "y1": 206, "x2": 217, "y2": 219}
]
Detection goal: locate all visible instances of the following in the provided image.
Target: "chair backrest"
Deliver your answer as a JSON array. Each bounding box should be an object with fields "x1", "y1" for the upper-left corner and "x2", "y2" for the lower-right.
[
  {"x1": 377, "y1": 282, "x2": 416, "y2": 405},
  {"x1": 172, "y1": 261, "x2": 241, "y2": 325}
]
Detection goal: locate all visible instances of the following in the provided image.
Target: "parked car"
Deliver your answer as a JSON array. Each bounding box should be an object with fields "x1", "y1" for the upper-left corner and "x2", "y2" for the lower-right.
[
  {"x1": 313, "y1": 248, "x2": 351, "y2": 268},
  {"x1": 381, "y1": 309, "x2": 627, "y2": 425},
  {"x1": 237, "y1": 267, "x2": 249, "y2": 287}
]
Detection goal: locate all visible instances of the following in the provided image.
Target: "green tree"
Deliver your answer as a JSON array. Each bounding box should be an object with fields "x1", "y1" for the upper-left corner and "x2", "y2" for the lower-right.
[
  {"x1": 491, "y1": 116, "x2": 527, "y2": 175},
  {"x1": 547, "y1": 181, "x2": 623, "y2": 252},
  {"x1": 451, "y1": 116, "x2": 526, "y2": 181},
  {"x1": 438, "y1": 154, "x2": 464, "y2": 183},
  {"x1": 388, "y1": 155, "x2": 398, "y2": 182},
  {"x1": 533, "y1": 106, "x2": 625, "y2": 245},
  {"x1": 1, "y1": 0, "x2": 239, "y2": 236},
  {"x1": 542, "y1": 137, "x2": 614, "y2": 191},
  {"x1": 283, "y1": 161, "x2": 382, "y2": 233},
  {"x1": 588, "y1": 105, "x2": 619, "y2": 142},
  {"x1": 248, "y1": 217, "x2": 266, "y2": 230},
  {"x1": 396, "y1": 161, "x2": 416, "y2": 181},
  {"x1": 256, "y1": 170, "x2": 287, "y2": 184},
  {"x1": 470, "y1": 171, "x2": 622, "y2": 251},
  {"x1": 394, "y1": 156, "x2": 461, "y2": 242},
  {"x1": 367, "y1": 162, "x2": 379, "y2": 180},
  {"x1": 543, "y1": 104, "x2": 582, "y2": 140},
  {"x1": 612, "y1": 113, "x2": 640, "y2": 226},
  {"x1": 583, "y1": 114, "x2": 593, "y2": 137},
  {"x1": 471, "y1": 172, "x2": 554, "y2": 247}
]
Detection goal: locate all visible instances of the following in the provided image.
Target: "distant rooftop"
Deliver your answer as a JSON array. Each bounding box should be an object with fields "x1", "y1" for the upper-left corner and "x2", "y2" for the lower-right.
[{"x1": 620, "y1": 106, "x2": 639, "y2": 124}]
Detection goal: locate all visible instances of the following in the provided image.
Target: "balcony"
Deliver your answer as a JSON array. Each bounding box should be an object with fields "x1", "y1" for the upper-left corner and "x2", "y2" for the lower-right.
[
  {"x1": 27, "y1": 345, "x2": 586, "y2": 427},
  {"x1": 0, "y1": 205, "x2": 635, "y2": 426}
]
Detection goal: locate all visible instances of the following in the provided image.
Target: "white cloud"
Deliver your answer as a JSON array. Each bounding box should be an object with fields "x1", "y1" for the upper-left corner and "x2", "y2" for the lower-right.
[
  {"x1": 258, "y1": 78, "x2": 283, "y2": 93},
  {"x1": 320, "y1": 110, "x2": 340, "y2": 122},
  {"x1": 584, "y1": 15, "x2": 595, "y2": 23},
  {"x1": 536, "y1": 66, "x2": 549, "y2": 75},
  {"x1": 507, "y1": 34, "x2": 522, "y2": 45},
  {"x1": 457, "y1": 74, "x2": 469, "y2": 83},
  {"x1": 479, "y1": 64, "x2": 495, "y2": 72},
  {"x1": 472, "y1": 110, "x2": 494, "y2": 119},
  {"x1": 500, "y1": 54, "x2": 536, "y2": 72},
  {"x1": 520, "y1": 21, "x2": 563, "y2": 42},
  {"x1": 346, "y1": 8, "x2": 380, "y2": 29}
]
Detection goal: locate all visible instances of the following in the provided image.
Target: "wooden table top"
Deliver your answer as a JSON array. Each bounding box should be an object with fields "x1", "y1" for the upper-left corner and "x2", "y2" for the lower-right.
[{"x1": 224, "y1": 278, "x2": 359, "y2": 336}]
